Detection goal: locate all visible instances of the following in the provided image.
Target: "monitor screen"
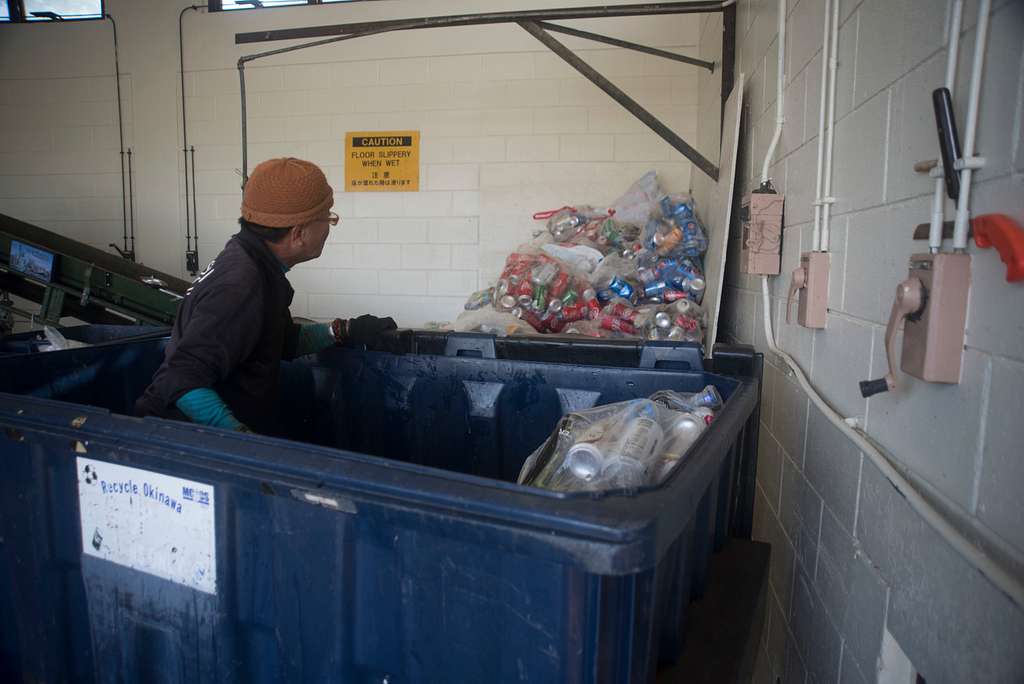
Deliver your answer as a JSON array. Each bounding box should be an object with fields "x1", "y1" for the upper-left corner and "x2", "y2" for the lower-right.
[{"x1": 9, "y1": 240, "x2": 56, "y2": 283}]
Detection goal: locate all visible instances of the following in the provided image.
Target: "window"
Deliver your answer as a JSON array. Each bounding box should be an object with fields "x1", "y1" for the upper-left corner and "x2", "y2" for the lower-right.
[
  {"x1": 211, "y1": 0, "x2": 366, "y2": 11},
  {"x1": 1, "y1": 0, "x2": 104, "y2": 22}
]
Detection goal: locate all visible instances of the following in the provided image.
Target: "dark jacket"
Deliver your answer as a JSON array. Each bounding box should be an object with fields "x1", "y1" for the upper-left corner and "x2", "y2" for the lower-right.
[{"x1": 135, "y1": 229, "x2": 301, "y2": 433}]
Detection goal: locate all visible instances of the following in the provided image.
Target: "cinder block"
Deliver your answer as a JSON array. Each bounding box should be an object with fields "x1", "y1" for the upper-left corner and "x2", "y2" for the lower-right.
[
  {"x1": 482, "y1": 110, "x2": 533, "y2": 136},
  {"x1": 782, "y1": 629, "x2": 807, "y2": 684},
  {"x1": 506, "y1": 136, "x2": 559, "y2": 162},
  {"x1": 426, "y1": 164, "x2": 479, "y2": 191},
  {"x1": 826, "y1": 218, "x2": 847, "y2": 312},
  {"x1": 780, "y1": 454, "x2": 823, "y2": 570},
  {"x1": 840, "y1": 648, "x2": 869, "y2": 684},
  {"x1": 428, "y1": 270, "x2": 478, "y2": 297},
  {"x1": 506, "y1": 80, "x2": 559, "y2": 108},
  {"x1": 378, "y1": 270, "x2": 428, "y2": 295},
  {"x1": 452, "y1": 81, "x2": 508, "y2": 109},
  {"x1": 378, "y1": 219, "x2": 427, "y2": 244},
  {"x1": 451, "y1": 245, "x2": 480, "y2": 270},
  {"x1": 428, "y1": 55, "x2": 483, "y2": 82},
  {"x1": 245, "y1": 66, "x2": 284, "y2": 93},
  {"x1": 832, "y1": 90, "x2": 888, "y2": 216},
  {"x1": 195, "y1": 69, "x2": 236, "y2": 97},
  {"x1": 766, "y1": 500, "x2": 797, "y2": 616},
  {"x1": 761, "y1": 428, "x2": 782, "y2": 511},
  {"x1": 482, "y1": 53, "x2": 534, "y2": 80},
  {"x1": 285, "y1": 116, "x2": 331, "y2": 143},
  {"x1": 328, "y1": 62, "x2": 380, "y2": 89},
  {"x1": 452, "y1": 191, "x2": 481, "y2": 216},
  {"x1": 808, "y1": 314, "x2": 873, "y2": 420},
  {"x1": 287, "y1": 267, "x2": 342, "y2": 294},
  {"x1": 767, "y1": 588, "x2": 789, "y2": 679},
  {"x1": 834, "y1": 9, "x2": 859, "y2": 121},
  {"x1": 281, "y1": 64, "x2": 330, "y2": 92},
  {"x1": 353, "y1": 193, "x2": 402, "y2": 219},
  {"x1": 557, "y1": 135, "x2": 610, "y2": 162},
  {"x1": 257, "y1": 91, "x2": 309, "y2": 118},
  {"x1": 866, "y1": 346, "x2": 986, "y2": 510},
  {"x1": 804, "y1": 405, "x2": 862, "y2": 532},
  {"x1": 858, "y1": 457, "x2": 1024, "y2": 682},
  {"x1": 329, "y1": 220, "x2": 378, "y2": 244},
  {"x1": 814, "y1": 504, "x2": 853, "y2": 625},
  {"x1": 353, "y1": 244, "x2": 401, "y2": 270},
  {"x1": 787, "y1": 0, "x2": 826, "y2": 84},
  {"x1": 885, "y1": 54, "x2": 946, "y2": 204},
  {"x1": 762, "y1": 360, "x2": 779, "y2": 431},
  {"x1": 781, "y1": 68, "x2": 806, "y2": 156},
  {"x1": 773, "y1": 372, "x2": 809, "y2": 465},
  {"x1": 791, "y1": 564, "x2": 843, "y2": 684},
  {"x1": 855, "y1": 0, "x2": 905, "y2": 106},
  {"x1": 964, "y1": 178, "x2": 1024, "y2": 363},
  {"x1": 532, "y1": 108, "x2": 588, "y2": 135},
  {"x1": 976, "y1": 357, "x2": 1024, "y2": 555},
  {"x1": 842, "y1": 195, "x2": 929, "y2": 325},
  {"x1": 449, "y1": 137, "x2": 506, "y2": 163},
  {"x1": 423, "y1": 110, "x2": 485, "y2": 138},
  {"x1": 841, "y1": 553, "x2": 888, "y2": 677},
  {"x1": 402, "y1": 244, "x2": 450, "y2": 270},
  {"x1": 405, "y1": 192, "x2": 452, "y2": 217},
  {"x1": 613, "y1": 133, "x2": 673, "y2": 162},
  {"x1": 428, "y1": 217, "x2": 478, "y2": 244},
  {"x1": 333, "y1": 269, "x2": 379, "y2": 295},
  {"x1": 379, "y1": 58, "x2": 430, "y2": 86},
  {"x1": 587, "y1": 107, "x2": 646, "y2": 134}
]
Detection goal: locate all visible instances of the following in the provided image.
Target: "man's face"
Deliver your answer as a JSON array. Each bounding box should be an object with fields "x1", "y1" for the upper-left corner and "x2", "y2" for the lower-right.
[{"x1": 294, "y1": 211, "x2": 337, "y2": 264}]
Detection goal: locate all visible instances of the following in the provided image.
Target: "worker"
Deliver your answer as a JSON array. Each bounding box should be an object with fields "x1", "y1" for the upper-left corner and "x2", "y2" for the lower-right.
[{"x1": 135, "y1": 157, "x2": 396, "y2": 434}]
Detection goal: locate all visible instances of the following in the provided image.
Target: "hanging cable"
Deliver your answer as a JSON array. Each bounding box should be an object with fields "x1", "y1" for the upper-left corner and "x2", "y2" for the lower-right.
[
  {"x1": 180, "y1": 5, "x2": 201, "y2": 274},
  {"x1": 761, "y1": 0, "x2": 782, "y2": 187},
  {"x1": 106, "y1": 13, "x2": 133, "y2": 261}
]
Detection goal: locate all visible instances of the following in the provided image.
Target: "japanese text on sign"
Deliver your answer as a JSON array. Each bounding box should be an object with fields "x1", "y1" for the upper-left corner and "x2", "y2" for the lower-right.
[{"x1": 345, "y1": 131, "x2": 420, "y2": 192}]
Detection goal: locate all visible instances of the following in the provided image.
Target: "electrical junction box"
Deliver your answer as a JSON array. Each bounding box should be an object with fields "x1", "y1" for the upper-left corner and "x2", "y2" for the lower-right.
[
  {"x1": 740, "y1": 191, "x2": 784, "y2": 275},
  {"x1": 901, "y1": 252, "x2": 970, "y2": 383},
  {"x1": 796, "y1": 252, "x2": 829, "y2": 328}
]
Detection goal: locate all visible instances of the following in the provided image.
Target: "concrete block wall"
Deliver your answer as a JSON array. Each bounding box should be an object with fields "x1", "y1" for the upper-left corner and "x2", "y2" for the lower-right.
[
  {"x1": 0, "y1": 0, "x2": 703, "y2": 327},
  {"x1": 697, "y1": 1, "x2": 1024, "y2": 682}
]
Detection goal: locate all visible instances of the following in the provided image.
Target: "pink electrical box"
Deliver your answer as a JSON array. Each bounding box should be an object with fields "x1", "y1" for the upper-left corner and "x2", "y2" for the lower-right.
[
  {"x1": 740, "y1": 192, "x2": 784, "y2": 275},
  {"x1": 901, "y1": 252, "x2": 970, "y2": 383}
]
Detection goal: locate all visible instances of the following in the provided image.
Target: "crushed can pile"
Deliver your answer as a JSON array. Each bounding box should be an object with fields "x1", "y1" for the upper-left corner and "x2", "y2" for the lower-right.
[{"x1": 452, "y1": 171, "x2": 711, "y2": 344}]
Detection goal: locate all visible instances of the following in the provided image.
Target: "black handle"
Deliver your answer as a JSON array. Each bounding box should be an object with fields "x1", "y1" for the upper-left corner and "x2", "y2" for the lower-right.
[
  {"x1": 859, "y1": 378, "x2": 889, "y2": 398},
  {"x1": 932, "y1": 87, "x2": 961, "y2": 201},
  {"x1": 444, "y1": 332, "x2": 497, "y2": 359},
  {"x1": 638, "y1": 342, "x2": 703, "y2": 371}
]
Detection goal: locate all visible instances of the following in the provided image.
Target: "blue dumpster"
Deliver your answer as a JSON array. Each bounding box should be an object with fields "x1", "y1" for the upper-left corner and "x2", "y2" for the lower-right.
[
  {"x1": 0, "y1": 324, "x2": 168, "y2": 355},
  {"x1": 0, "y1": 331, "x2": 761, "y2": 683}
]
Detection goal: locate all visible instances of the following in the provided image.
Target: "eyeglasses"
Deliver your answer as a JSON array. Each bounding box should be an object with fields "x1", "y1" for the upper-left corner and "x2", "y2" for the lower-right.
[{"x1": 326, "y1": 212, "x2": 339, "y2": 227}]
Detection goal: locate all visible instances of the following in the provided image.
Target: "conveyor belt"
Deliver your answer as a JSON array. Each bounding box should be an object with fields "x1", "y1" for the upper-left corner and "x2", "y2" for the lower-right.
[{"x1": 0, "y1": 213, "x2": 188, "y2": 327}]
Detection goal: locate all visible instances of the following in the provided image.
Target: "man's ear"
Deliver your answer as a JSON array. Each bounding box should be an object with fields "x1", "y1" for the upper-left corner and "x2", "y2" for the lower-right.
[{"x1": 288, "y1": 224, "x2": 306, "y2": 247}]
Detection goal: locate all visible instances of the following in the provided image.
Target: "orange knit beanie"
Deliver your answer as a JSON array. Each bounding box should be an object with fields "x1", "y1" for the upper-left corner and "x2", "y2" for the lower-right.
[{"x1": 240, "y1": 157, "x2": 334, "y2": 228}]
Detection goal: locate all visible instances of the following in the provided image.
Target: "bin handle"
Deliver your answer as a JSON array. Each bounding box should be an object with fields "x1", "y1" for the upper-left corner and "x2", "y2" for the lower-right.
[
  {"x1": 444, "y1": 332, "x2": 497, "y2": 359},
  {"x1": 638, "y1": 342, "x2": 704, "y2": 371}
]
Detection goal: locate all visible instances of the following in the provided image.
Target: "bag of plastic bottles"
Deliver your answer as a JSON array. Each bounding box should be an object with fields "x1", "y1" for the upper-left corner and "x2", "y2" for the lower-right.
[{"x1": 517, "y1": 386, "x2": 723, "y2": 492}]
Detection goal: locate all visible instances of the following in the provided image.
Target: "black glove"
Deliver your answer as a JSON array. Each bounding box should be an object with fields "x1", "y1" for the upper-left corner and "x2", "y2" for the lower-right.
[{"x1": 346, "y1": 314, "x2": 397, "y2": 346}]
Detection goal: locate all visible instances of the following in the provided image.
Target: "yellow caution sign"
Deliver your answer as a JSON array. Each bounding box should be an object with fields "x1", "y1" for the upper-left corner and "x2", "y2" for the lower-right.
[{"x1": 344, "y1": 131, "x2": 420, "y2": 192}]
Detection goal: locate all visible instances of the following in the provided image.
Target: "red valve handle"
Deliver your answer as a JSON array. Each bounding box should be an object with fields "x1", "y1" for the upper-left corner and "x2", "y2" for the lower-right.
[{"x1": 973, "y1": 213, "x2": 1024, "y2": 282}]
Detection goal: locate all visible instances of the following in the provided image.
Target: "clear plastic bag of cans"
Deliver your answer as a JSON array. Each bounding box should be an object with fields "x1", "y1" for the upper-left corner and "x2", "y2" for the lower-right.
[
  {"x1": 517, "y1": 386, "x2": 723, "y2": 492},
  {"x1": 610, "y1": 170, "x2": 664, "y2": 226},
  {"x1": 532, "y1": 205, "x2": 611, "y2": 243},
  {"x1": 635, "y1": 253, "x2": 706, "y2": 306},
  {"x1": 492, "y1": 251, "x2": 601, "y2": 333},
  {"x1": 451, "y1": 309, "x2": 536, "y2": 337}
]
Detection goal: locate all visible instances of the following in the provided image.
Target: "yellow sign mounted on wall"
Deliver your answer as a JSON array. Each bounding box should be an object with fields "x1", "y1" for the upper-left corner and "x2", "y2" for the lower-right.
[{"x1": 345, "y1": 131, "x2": 420, "y2": 192}]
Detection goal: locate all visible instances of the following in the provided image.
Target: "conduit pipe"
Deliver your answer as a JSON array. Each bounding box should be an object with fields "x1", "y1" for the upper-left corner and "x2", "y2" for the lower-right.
[
  {"x1": 929, "y1": 0, "x2": 963, "y2": 253},
  {"x1": 760, "y1": 0, "x2": 786, "y2": 186},
  {"x1": 952, "y1": 0, "x2": 991, "y2": 251},
  {"x1": 810, "y1": 0, "x2": 832, "y2": 252},
  {"x1": 818, "y1": 0, "x2": 840, "y2": 252},
  {"x1": 760, "y1": 276, "x2": 1024, "y2": 608}
]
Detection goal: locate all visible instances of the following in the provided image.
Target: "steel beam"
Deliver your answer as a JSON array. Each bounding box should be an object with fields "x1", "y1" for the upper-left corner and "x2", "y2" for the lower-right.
[
  {"x1": 519, "y1": 21, "x2": 719, "y2": 181},
  {"x1": 536, "y1": 21, "x2": 714, "y2": 71},
  {"x1": 235, "y1": 1, "x2": 725, "y2": 45}
]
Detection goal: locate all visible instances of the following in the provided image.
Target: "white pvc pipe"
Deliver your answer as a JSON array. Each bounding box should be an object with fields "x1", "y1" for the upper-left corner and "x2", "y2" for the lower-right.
[
  {"x1": 760, "y1": 0, "x2": 787, "y2": 185},
  {"x1": 759, "y1": 276, "x2": 1024, "y2": 609},
  {"x1": 929, "y1": 0, "x2": 963, "y2": 253},
  {"x1": 952, "y1": 0, "x2": 991, "y2": 251},
  {"x1": 810, "y1": 0, "x2": 832, "y2": 253},
  {"x1": 819, "y1": 0, "x2": 840, "y2": 252}
]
